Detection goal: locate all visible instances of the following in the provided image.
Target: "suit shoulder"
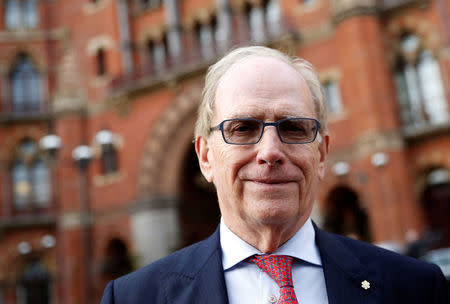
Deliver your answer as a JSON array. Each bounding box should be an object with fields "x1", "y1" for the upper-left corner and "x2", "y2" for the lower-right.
[
  {"x1": 332, "y1": 233, "x2": 443, "y2": 276},
  {"x1": 118, "y1": 240, "x2": 206, "y2": 283}
]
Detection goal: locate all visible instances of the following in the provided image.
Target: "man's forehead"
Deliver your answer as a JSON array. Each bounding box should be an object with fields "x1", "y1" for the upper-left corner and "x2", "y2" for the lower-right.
[
  {"x1": 213, "y1": 56, "x2": 314, "y2": 119},
  {"x1": 217, "y1": 56, "x2": 303, "y2": 89}
]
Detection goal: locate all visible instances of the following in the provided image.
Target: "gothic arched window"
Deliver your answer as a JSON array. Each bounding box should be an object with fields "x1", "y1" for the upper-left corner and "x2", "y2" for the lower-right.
[
  {"x1": 146, "y1": 34, "x2": 168, "y2": 72},
  {"x1": 394, "y1": 33, "x2": 448, "y2": 127},
  {"x1": 11, "y1": 139, "x2": 51, "y2": 211},
  {"x1": 9, "y1": 54, "x2": 42, "y2": 114}
]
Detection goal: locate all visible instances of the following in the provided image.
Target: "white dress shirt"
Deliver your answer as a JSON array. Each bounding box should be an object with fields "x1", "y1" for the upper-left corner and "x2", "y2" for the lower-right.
[{"x1": 220, "y1": 218, "x2": 328, "y2": 304}]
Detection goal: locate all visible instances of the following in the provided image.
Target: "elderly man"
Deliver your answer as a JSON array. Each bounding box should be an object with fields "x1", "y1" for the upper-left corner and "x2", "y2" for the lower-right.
[{"x1": 100, "y1": 46, "x2": 448, "y2": 303}]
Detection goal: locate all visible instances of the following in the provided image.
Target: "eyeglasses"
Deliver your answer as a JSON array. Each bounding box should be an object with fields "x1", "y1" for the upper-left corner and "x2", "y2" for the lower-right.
[{"x1": 210, "y1": 117, "x2": 321, "y2": 145}]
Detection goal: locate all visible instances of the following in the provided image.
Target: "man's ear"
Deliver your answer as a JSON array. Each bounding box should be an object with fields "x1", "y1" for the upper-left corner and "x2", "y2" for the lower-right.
[
  {"x1": 317, "y1": 132, "x2": 329, "y2": 180},
  {"x1": 195, "y1": 136, "x2": 214, "y2": 183}
]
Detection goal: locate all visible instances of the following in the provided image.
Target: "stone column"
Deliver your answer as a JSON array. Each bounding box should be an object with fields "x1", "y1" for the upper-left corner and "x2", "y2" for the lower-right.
[
  {"x1": 116, "y1": 0, "x2": 134, "y2": 76},
  {"x1": 266, "y1": 0, "x2": 281, "y2": 37},
  {"x1": 163, "y1": 0, "x2": 182, "y2": 63},
  {"x1": 331, "y1": 0, "x2": 419, "y2": 243},
  {"x1": 215, "y1": 0, "x2": 232, "y2": 52},
  {"x1": 130, "y1": 196, "x2": 180, "y2": 267}
]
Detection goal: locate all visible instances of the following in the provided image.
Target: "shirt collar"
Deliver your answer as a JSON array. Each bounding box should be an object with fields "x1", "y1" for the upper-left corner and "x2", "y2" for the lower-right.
[{"x1": 220, "y1": 217, "x2": 322, "y2": 271}]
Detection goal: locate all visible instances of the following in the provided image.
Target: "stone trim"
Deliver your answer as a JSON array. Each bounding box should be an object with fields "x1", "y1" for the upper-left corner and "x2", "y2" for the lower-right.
[
  {"x1": 136, "y1": 25, "x2": 168, "y2": 46},
  {"x1": 128, "y1": 195, "x2": 179, "y2": 213},
  {"x1": 82, "y1": 0, "x2": 110, "y2": 15},
  {"x1": 86, "y1": 35, "x2": 115, "y2": 56},
  {"x1": 297, "y1": 21, "x2": 334, "y2": 45},
  {"x1": 138, "y1": 81, "x2": 203, "y2": 196},
  {"x1": 385, "y1": 15, "x2": 442, "y2": 66},
  {"x1": 294, "y1": 0, "x2": 324, "y2": 14},
  {"x1": 183, "y1": 5, "x2": 217, "y2": 30},
  {"x1": 327, "y1": 129, "x2": 405, "y2": 164},
  {"x1": 331, "y1": 0, "x2": 378, "y2": 23}
]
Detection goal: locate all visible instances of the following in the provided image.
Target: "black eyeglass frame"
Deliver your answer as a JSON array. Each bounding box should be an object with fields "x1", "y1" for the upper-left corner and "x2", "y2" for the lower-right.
[{"x1": 210, "y1": 117, "x2": 321, "y2": 145}]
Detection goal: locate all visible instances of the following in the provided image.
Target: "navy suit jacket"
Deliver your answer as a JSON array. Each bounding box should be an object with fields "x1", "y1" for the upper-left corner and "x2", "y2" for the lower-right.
[{"x1": 100, "y1": 225, "x2": 448, "y2": 303}]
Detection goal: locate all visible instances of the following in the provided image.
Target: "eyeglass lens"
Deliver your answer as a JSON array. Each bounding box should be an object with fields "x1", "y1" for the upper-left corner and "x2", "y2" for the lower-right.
[{"x1": 222, "y1": 118, "x2": 318, "y2": 144}]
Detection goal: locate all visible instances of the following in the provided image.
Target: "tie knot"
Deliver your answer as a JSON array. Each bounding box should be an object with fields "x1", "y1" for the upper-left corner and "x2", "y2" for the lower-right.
[{"x1": 249, "y1": 255, "x2": 294, "y2": 288}]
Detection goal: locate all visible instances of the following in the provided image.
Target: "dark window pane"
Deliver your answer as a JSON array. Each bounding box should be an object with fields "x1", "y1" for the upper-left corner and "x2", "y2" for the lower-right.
[
  {"x1": 23, "y1": 0, "x2": 38, "y2": 28},
  {"x1": 32, "y1": 158, "x2": 51, "y2": 207},
  {"x1": 96, "y1": 48, "x2": 107, "y2": 76},
  {"x1": 11, "y1": 55, "x2": 42, "y2": 112},
  {"x1": 12, "y1": 160, "x2": 30, "y2": 210},
  {"x1": 5, "y1": 0, "x2": 21, "y2": 29},
  {"x1": 20, "y1": 259, "x2": 50, "y2": 304},
  {"x1": 102, "y1": 147, "x2": 118, "y2": 174}
]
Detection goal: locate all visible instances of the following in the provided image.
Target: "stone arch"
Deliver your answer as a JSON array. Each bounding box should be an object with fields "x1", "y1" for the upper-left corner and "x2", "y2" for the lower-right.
[
  {"x1": 0, "y1": 127, "x2": 46, "y2": 166},
  {"x1": 419, "y1": 167, "x2": 450, "y2": 248},
  {"x1": 86, "y1": 35, "x2": 115, "y2": 56},
  {"x1": 1, "y1": 47, "x2": 47, "y2": 73},
  {"x1": 322, "y1": 185, "x2": 371, "y2": 242},
  {"x1": 138, "y1": 80, "x2": 204, "y2": 197},
  {"x1": 414, "y1": 152, "x2": 450, "y2": 196},
  {"x1": 386, "y1": 16, "x2": 443, "y2": 64}
]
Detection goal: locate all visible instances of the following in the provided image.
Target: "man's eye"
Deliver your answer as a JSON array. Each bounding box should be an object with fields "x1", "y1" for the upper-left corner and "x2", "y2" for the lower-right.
[
  {"x1": 231, "y1": 122, "x2": 259, "y2": 133},
  {"x1": 281, "y1": 122, "x2": 306, "y2": 133}
]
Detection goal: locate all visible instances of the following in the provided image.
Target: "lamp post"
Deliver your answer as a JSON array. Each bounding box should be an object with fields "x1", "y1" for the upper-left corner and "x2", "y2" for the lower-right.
[
  {"x1": 72, "y1": 144, "x2": 94, "y2": 304},
  {"x1": 39, "y1": 133, "x2": 63, "y2": 303},
  {"x1": 41, "y1": 129, "x2": 116, "y2": 303}
]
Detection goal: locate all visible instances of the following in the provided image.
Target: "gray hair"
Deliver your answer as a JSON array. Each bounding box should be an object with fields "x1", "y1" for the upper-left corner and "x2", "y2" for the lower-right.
[{"x1": 194, "y1": 46, "x2": 327, "y2": 139}]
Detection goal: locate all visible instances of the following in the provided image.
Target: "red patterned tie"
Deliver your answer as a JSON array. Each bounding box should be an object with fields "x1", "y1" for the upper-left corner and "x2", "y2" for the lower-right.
[{"x1": 249, "y1": 255, "x2": 298, "y2": 303}]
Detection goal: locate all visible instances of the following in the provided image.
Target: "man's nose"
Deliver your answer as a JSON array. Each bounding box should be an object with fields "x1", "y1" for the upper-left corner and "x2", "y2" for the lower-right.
[{"x1": 255, "y1": 126, "x2": 285, "y2": 166}]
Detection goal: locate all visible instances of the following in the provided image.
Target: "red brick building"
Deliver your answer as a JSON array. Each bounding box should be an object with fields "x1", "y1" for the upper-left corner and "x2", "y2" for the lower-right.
[{"x1": 0, "y1": 0, "x2": 449, "y2": 303}]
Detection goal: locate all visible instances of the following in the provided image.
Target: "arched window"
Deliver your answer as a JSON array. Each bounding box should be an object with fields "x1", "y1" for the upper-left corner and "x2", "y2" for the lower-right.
[
  {"x1": 422, "y1": 168, "x2": 450, "y2": 249},
  {"x1": 394, "y1": 33, "x2": 448, "y2": 127},
  {"x1": 323, "y1": 80, "x2": 343, "y2": 114},
  {"x1": 193, "y1": 17, "x2": 217, "y2": 59},
  {"x1": 146, "y1": 34, "x2": 168, "y2": 72},
  {"x1": 18, "y1": 259, "x2": 50, "y2": 304},
  {"x1": 11, "y1": 139, "x2": 51, "y2": 211},
  {"x1": 5, "y1": 0, "x2": 39, "y2": 29},
  {"x1": 5, "y1": 0, "x2": 21, "y2": 29},
  {"x1": 23, "y1": 0, "x2": 38, "y2": 28},
  {"x1": 101, "y1": 146, "x2": 118, "y2": 174},
  {"x1": 96, "y1": 48, "x2": 107, "y2": 76},
  {"x1": 9, "y1": 54, "x2": 42, "y2": 114},
  {"x1": 266, "y1": 0, "x2": 281, "y2": 36}
]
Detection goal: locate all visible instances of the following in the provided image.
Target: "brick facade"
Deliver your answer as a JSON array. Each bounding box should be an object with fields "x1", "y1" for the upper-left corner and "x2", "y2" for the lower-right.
[{"x1": 0, "y1": 0, "x2": 449, "y2": 303}]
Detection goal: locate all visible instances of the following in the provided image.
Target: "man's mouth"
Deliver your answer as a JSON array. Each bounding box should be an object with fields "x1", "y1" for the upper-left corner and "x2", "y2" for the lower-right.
[{"x1": 249, "y1": 178, "x2": 295, "y2": 185}]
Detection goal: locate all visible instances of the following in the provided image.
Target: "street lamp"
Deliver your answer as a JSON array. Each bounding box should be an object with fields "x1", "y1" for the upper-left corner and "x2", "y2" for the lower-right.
[
  {"x1": 95, "y1": 129, "x2": 115, "y2": 149},
  {"x1": 72, "y1": 145, "x2": 94, "y2": 170},
  {"x1": 39, "y1": 133, "x2": 64, "y2": 303},
  {"x1": 39, "y1": 134, "x2": 62, "y2": 160},
  {"x1": 72, "y1": 143, "x2": 94, "y2": 304}
]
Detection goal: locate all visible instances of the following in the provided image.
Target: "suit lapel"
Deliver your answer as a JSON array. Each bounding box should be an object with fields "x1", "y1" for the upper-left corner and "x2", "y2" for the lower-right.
[
  {"x1": 164, "y1": 228, "x2": 229, "y2": 304},
  {"x1": 315, "y1": 226, "x2": 382, "y2": 304}
]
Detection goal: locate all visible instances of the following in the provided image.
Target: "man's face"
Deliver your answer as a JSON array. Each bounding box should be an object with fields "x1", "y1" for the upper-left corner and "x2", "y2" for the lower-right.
[{"x1": 196, "y1": 56, "x2": 329, "y2": 236}]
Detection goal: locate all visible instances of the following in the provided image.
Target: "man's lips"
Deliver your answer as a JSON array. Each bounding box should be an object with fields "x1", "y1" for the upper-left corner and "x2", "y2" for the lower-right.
[{"x1": 246, "y1": 178, "x2": 296, "y2": 184}]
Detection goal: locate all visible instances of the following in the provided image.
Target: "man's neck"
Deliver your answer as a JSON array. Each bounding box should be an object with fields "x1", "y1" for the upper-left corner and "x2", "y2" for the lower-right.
[{"x1": 223, "y1": 216, "x2": 309, "y2": 253}]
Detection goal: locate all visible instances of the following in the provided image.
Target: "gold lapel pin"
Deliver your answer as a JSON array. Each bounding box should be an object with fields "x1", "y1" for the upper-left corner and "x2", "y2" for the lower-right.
[{"x1": 361, "y1": 280, "x2": 370, "y2": 290}]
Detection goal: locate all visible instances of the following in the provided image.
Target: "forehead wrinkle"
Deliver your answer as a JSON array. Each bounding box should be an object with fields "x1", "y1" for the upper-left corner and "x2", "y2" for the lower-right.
[{"x1": 214, "y1": 57, "x2": 316, "y2": 122}]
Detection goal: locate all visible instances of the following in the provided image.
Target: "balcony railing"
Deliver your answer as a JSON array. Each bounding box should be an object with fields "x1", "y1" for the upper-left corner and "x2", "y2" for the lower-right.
[
  {"x1": 400, "y1": 92, "x2": 450, "y2": 138},
  {"x1": 110, "y1": 13, "x2": 290, "y2": 94},
  {"x1": 0, "y1": 100, "x2": 51, "y2": 120}
]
